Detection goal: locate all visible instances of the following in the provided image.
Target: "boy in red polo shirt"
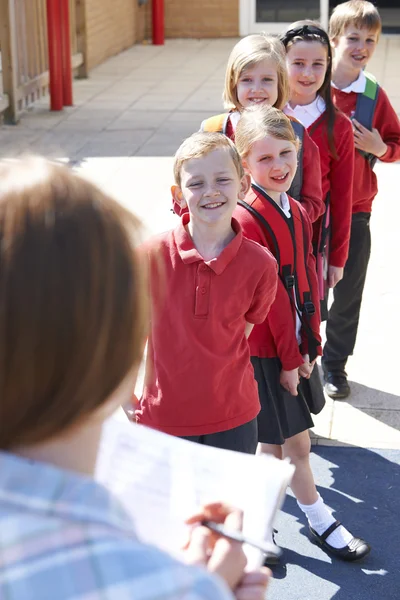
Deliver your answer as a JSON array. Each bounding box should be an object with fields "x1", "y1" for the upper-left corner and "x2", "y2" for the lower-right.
[
  {"x1": 136, "y1": 132, "x2": 278, "y2": 453},
  {"x1": 322, "y1": 1, "x2": 400, "y2": 399}
]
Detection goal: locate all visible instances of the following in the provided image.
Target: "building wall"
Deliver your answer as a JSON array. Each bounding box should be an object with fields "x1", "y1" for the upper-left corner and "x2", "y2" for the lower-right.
[
  {"x1": 83, "y1": 0, "x2": 239, "y2": 72},
  {"x1": 85, "y1": 0, "x2": 148, "y2": 70},
  {"x1": 164, "y1": 0, "x2": 239, "y2": 38}
]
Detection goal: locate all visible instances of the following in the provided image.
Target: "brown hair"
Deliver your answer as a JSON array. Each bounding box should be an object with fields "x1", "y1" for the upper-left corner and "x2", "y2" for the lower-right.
[
  {"x1": 235, "y1": 105, "x2": 300, "y2": 159},
  {"x1": 329, "y1": 0, "x2": 382, "y2": 40},
  {"x1": 173, "y1": 132, "x2": 244, "y2": 187},
  {"x1": 281, "y1": 21, "x2": 338, "y2": 160},
  {"x1": 223, "y1": 34, "x2": 289, "y2": 111},
  {"x1": 0, "y1": 157, "x2": 146, "y2": 450}
]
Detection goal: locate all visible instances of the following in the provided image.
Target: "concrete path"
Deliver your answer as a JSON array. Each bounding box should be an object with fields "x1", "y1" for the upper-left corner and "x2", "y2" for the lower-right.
[{"x1": 0, "y1": 37, "x2": 399, "y2": 450}]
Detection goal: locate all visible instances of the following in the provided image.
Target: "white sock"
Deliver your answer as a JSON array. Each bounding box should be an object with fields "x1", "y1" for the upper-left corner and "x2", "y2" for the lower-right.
[{"x1": 297, "y1": 494, "x2": 353, "y2": 549}]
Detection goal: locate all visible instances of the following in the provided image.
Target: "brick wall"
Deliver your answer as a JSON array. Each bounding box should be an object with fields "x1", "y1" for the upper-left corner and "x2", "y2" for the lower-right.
[
  {"x1": 164, "y1": 0, "x2": 239, "y2": 38},
  {"x1": 84, "y1": 0, "x2": 238, "y2": 71},
  {"x1": 85, "y1": 0, "x2": 148, "y2": 71}
]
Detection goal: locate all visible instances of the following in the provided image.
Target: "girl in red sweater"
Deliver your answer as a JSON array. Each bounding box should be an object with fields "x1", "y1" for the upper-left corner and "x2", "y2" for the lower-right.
[
  {"x1": 199, "y1": 34, "x2": 324, "y2": 224},
  {"x1": 281, "y1": 21, "x2": 354, "y2": 319},
  {"x1": 234, "y1": 105, "x2": 370, "y2": 564}
]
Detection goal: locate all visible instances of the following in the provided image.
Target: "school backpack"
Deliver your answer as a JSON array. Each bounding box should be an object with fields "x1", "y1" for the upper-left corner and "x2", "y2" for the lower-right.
[
  {"x1": 200, "y1": 113, "x2": 305, "y2": 201},
  {"x1": 354, "y1": 71, "x2": 380, "y2": 168},
  {"x1": 200, "y1": 113, "x2": 230, "y2": 134},
  {"x1": 238, "y1": 186, "x2": 320, "y2": 362}
]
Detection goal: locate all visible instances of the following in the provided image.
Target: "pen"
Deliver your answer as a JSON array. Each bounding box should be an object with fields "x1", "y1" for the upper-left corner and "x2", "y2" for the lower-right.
[{"x1": 201, "y1": 519, "x2": 281, "y2": 557}]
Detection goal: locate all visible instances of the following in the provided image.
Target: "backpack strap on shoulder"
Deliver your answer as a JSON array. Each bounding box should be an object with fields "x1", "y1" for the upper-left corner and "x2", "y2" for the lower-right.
[
  {"x1": 354, "y1": 71, "x2": 380, "y2": 168},
  {"x1": 287, "y1": 118, "x2": 304, "y2": 201},
  {"x1": 200, "y1": 114, "x2": 229, "y2": 134}
]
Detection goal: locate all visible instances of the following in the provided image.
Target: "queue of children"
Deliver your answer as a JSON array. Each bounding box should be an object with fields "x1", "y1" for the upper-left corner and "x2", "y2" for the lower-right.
[{"x1": 135, "y1": 0, "x2": 400, "y2": 565}]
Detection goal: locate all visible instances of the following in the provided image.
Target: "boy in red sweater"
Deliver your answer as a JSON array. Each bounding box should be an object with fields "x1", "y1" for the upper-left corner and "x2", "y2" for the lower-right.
[{"x1": 322, "y1": 0, "x2": 400, "y2": 398}]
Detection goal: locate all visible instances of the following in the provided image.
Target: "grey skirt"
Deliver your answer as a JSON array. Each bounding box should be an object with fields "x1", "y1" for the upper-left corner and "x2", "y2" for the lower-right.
[{"x1": 251, "y1": 357, "x2": 325, "y2": 445}]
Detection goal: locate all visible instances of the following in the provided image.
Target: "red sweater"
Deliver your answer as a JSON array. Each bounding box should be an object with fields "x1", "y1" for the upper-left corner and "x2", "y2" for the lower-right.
[
  {"x1": 332, "y1": 85, "x2": 400, "y2": 214},
  {"x1": 234, "y1": 191, "x2": 322, "y2": 370},
  {"x1": 309, "y1": 111, "x2": 354, "y2": 267}
]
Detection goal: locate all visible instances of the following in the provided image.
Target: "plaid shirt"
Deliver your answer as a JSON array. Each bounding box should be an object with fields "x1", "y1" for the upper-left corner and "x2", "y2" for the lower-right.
[{"x1": 0, "y1": 451, "x2": 233, "y2": 600}]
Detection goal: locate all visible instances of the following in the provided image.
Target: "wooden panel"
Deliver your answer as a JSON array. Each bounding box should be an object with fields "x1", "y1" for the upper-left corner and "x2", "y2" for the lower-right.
[
  {"x1": 1, "y1": 0, "x2": 83, "y2": 121},
  {"x1": 0, "y1": 0, "x2": 19, "y2": 122}
]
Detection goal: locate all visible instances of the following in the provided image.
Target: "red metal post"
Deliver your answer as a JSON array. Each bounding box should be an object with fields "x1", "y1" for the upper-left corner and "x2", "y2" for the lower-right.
[
  {"x1": 152, "y1": 0, "x2": 164, "y2": 45},
  {"x1": 46, "y1": 0, "x2": 63, "y2": 110},
  {"x1": 60, "y1": 0, "x2": 73, "y2": 106}
]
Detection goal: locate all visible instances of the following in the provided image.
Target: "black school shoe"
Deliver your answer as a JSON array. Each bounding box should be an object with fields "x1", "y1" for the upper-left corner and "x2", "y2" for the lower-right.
[
  {"x1": 324, "y1": 371, "x2": 350, "y2": 399},
  {"x1": 309, "y1": 520, "x2": 371, "y2": 562},
  {"x1": 263, "y1": 530, "x2": 282, "y2": 565}
]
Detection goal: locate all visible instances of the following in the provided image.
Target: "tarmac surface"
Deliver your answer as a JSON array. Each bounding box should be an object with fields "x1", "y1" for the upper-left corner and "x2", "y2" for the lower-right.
[
  {"x1": 272, "y1": 446, "x2": 400, "y2": 599},
  {"x1": 1, "y1": 36, "x2": 400, "y2": 599}
]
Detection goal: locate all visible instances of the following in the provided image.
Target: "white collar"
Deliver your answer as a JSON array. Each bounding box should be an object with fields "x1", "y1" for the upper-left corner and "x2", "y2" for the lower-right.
[
  {"x1": 284, "y1": 96, "x2": 326, "y2": 128},
  {"x1": 229, "y1": 111, "x2": 241, "y2": 128},
  {"x1": 331, "y1": 70, "x2": 366, "y2": 94},
  {"x1": 279, "y1": 192, "x2": 290, "y2": 213}
]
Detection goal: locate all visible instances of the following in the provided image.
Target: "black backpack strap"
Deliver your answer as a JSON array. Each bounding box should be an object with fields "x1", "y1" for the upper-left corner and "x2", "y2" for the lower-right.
[
  {"x1": 319, "y1": 192, "x2": 331, "y2": 254},
  {"x1": 238, "y1": 199, "x2": 280, "y2": 264},
  {"x1": 296, "y1": 206, "x2": 321, "y2": 362},
  {"x1": 288, "y1": 120, "x2": 304, "y2": 201}
]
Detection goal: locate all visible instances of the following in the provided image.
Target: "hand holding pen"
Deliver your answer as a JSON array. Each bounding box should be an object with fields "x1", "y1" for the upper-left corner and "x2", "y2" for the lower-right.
[{"x1": 184, "y1": 502, "x2": 271, "y2": 600}]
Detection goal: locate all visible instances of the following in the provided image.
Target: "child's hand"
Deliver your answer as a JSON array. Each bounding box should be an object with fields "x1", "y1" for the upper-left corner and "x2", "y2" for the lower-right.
[
  {"x1": 280, "y1": 368, "x2": 299, "y2": 396},
  {"x1": 328, "y1": 265, "x2": 344, "y2": 288},
  {"x1": 352, "y1": 119, "x2": 387, "y2": 158},
  {"x1": 299, "y1": 355, "x2": 312, "y2": 379}
]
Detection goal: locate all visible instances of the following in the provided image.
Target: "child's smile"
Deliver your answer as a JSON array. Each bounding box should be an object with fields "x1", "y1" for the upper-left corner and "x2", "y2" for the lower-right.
[
  {"x1": 286, "y1": 41, "x2": 328, "y2": 105},
  {"x1": 332, "y1": 26, "x2": 378, "y2": 72},
  {"x1": 236, "y1": 58, "x2": 279, "y2": 110},
  {"x1": 174, "y1": 148, "x2": 248, "y2": 224},
  {"x1": 244, "y1": 137, "x2": 297, "y2": 202}
]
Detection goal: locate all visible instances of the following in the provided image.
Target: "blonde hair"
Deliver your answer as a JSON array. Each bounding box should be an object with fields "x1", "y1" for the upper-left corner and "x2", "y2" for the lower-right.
[
  {"x1": 223, "y1": 34, "x2": 289, "y2": 111},
  {"x1": 329, "y1": 0, "x2": 381, "y2": 40},
  {"x1": 173, "y1": 132, "x2": 244, "y2": 186},
  {"x1": 235, "y1": 105, "x2": 300, "y2": 159}
]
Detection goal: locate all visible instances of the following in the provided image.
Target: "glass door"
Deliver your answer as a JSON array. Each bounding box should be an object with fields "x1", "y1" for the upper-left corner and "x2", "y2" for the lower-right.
[{"x1": 240, "y1": 0, "x2": 329, "y2": 35}]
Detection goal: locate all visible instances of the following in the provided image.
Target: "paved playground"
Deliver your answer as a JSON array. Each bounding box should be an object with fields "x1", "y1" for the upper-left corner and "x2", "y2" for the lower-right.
[{"x1": 1, "y1": 36, "x2": 399, "y2": 600}]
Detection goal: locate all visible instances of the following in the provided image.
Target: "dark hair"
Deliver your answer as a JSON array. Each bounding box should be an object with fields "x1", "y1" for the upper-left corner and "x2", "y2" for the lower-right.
[
  {"x1": 280, "y1": 21, "x2": 338, "y2": 160},
  {"x1": 0, "y1": 157, "x2": 147, "y2": 450}
]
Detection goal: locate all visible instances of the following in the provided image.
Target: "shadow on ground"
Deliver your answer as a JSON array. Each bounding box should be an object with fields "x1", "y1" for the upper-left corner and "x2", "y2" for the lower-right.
[
  {"x1": 269, "y1": 445, "x2": 400, "y2": 600},
  {"x1": 345, "y1": 381, "x2": 400, "y2": 431}
]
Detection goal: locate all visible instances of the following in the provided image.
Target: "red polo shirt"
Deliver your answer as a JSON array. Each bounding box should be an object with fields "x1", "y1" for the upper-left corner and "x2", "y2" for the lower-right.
[{"x1": 136, "y1": 215, "x2": 278, "y2": 436}]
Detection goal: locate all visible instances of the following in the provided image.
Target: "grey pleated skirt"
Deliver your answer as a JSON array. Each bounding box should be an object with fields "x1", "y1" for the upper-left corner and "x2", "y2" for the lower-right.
[{"x1": 251, "y1": 357, "x2": 325, "y2": 445}]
